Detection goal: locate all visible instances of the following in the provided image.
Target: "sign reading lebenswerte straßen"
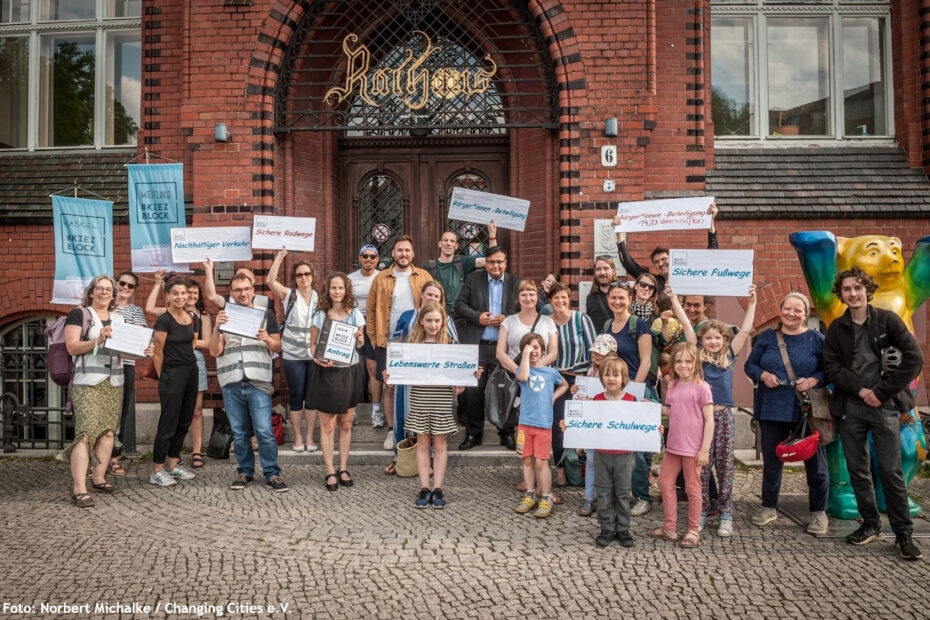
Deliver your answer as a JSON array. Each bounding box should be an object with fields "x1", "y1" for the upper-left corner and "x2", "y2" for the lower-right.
[
  {"x1": 668, "y1": 249, "x2": 754, "y2": 297},
  {"x1": 448, "y1": 187, "x2": 529, "y2": 232},
  {"x1": 385, "y1": 343, "x2": 479, "y2": 387},
  {"x1": 613, "y1": 196, "x2": 713, "y2": 233},
  {"x1": 170, "y1": 227, "x2": 252, "y2": 263},
  {"x1": 252, "y1": 216, "x2": 316, "y2": 252}
]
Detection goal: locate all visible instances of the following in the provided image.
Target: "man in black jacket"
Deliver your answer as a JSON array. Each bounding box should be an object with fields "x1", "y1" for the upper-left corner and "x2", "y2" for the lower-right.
[
  {"x1": 454, "y1": 246, "x2": 520, "y2": 450},
  {"x1": 823, "y1": 266, "x2": 924, "y2": 561}
]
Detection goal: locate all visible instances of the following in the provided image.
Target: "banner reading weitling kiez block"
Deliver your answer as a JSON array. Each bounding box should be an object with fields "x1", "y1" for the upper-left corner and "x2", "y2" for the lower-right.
[
  {"x1": 51, "y1": 196, "x2": 114, "y2": 305},
  {"x1": 127, "y1": 163, "x2": 188, "y2": 272}
]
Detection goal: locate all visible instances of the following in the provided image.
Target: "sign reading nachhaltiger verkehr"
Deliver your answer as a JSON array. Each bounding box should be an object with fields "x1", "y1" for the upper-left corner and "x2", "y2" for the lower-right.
[
  {"x1": 613, "y1": 196, "x2": 713, "y2": 233},
  {"x1": 563, "y1": 400, "x2": 661, "y2": 452},
  {"x1": 385, "y1": 343, "x2": 479, "y2": 387},
  {"x1": 252, "y1": 216, "x2": 316, "y2": 252},
  {"x1": 170, "y1": 226, "x2": 252, "y2": 263},
  {"x1": 447, "y1": 187, "x2": 529, "y2": 232},
  {"x1": 668, "y1": 249, "x2": 753, "y2": 297}
]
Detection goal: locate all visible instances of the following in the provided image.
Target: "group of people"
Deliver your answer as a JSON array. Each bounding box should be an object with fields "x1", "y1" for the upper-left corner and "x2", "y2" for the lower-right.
[{"x1": 59, "y1": 212, "x2": 925, "y2": 561}]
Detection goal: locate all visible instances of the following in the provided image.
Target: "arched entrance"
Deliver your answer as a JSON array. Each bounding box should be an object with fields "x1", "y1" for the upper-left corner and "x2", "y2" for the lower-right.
[{"x1": 274, "y1": 0, "x2": 558, "y2": 270}]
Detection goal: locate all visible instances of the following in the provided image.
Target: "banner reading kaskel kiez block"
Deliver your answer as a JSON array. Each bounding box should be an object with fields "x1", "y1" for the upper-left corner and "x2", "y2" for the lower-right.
[{"x1": 52, "y1": 196, "x2": 113, "y2": 305}]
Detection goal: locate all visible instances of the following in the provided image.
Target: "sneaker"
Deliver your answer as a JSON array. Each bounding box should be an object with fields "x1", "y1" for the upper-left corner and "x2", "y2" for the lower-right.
[
  {"x1": 430, "y1": 489, "x2": 447, "y2": 509},
  {"x1": 229, "y1": 474, "x2": 253, "y2": 490},
  {"x1": 751, "y1": 507, "x2": 777, "y2": 526},
  {"x1": 630, "y1": 498, "x2": 652, "y2": 517},
  {"x1": 595, "y1": 529, "x2": 615, "y2": 547},
  {"x1": 266, "y1": 476, "x2": 288, "y2": 493},
  {"x1": 371, "y1": 406, "x2": 385, "y2": 428},
  {"x1": 149, "y1": 469, "x2": 177, "y2": 487},
  {"x1": 383, "y1": 430, "x2": 395, "y2": 451},
  {"x1": 616, "y1": 530, "x2": 635, "y2": 548},
  {"x1": 352, "y1": 410, "x2": 359, "y2": 426},
  {"x1": 807, "y1": 511, "x2": 829, "y2": 536},
  {"x1": 514, "y1": 495, "x2": 537, "y2": 514},
  {"x1": 717, "y1": 518, "x2": 734, "y2": 537},
  {"x1": 166, "y1": 464, "x2": 196, "y2": 480},
  {"x1": 895, "y1": 533, "x2": 923, "y2": 561},
  {"x1": 533, "y1": 499, "x2": 553, "y2": 519},
  {"x1": 698, "y1": 512, "x2": 708, "y2": 532},
  {"x1": 305, "y1": 444, "x2": 319, "y2": 453},
  {"x1": 846, "y1": 522, "x2": 883, "y2": 546},
  {"x1": 292, "y1": 444, "x2": 306, "y2": 453},
  {"x1": 415, "y1": 488, "x2": 432, "y2": 508}
]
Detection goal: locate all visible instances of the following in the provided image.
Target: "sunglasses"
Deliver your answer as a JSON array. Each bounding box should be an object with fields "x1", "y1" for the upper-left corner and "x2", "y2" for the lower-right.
[
  {"x1": 636, "y1": 281, "x2": 656, "y2": 291},
  {"x1": 295, "y1": 271, "x2": 313, "y2": 278},
  {"x1": 118, "y1": 281, "x2": 136, "y2": 290},
  {"x1": 360, "y1": 253, "x2": 378, "y2": 260}
]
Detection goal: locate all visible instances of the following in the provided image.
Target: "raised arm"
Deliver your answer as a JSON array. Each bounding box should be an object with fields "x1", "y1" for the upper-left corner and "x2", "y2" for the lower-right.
[
  {"x1": 707, "y1": 202, "x2": 718, "y2": 248},
  {"x1": 516, "y1": 342, "x2": 533, "y2": 382},
  {"x1": 474, "y1": 220, "x2": 498, "y2": 269},
  {"x1": 203, "y1": 258, "x2": 226, "y2": 310},
  {"x1": 611, "y1": 221, "x2": 648, "y2": 279},
  {"x1": 730, "y1": 284, "x2": 757, "y2": 355},
  {"x1": 144, "y1": 269, "x2": 167, "y2": 316},
  {"x1": 666, "y1": 283, "x2": 696, "y2": 344},
  {"x1": 266, "y1": 248, "x2": 290, "y2": 301}
]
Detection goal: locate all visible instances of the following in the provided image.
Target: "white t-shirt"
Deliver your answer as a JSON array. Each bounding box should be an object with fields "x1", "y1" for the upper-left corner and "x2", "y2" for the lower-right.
[
  {"x1": 281, "y1": 288, "x2": 318, "y2": 361},
  {"x1": 388, "y1": 269, "x2": 415, "y2": 340},
  {"x1": 502, "y1": 313, "x2": 558, "y2": 359},
  {"x1": 348, "y1": 269, "x2": 378, "y2": 311}
]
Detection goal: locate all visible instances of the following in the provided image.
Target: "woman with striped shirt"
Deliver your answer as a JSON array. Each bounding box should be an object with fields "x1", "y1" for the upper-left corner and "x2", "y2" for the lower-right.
[
  {"x1": 549, "y1": 283, "x2": 597, "y2": 486},
  {"x1": 110, "y1": 270, "x2": 147, "y2": 475}
]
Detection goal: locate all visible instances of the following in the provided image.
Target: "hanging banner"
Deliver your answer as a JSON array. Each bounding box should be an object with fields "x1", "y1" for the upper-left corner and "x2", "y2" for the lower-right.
[
  {"x1": 448, "y1": 187, "x2": 530, "y2": 232},
  {"x1": 52, "y1": 196, "x2": 113, "y2": 305},
  {"x1": 127, "y1": 163, "x2": 188, "y2": 272},
  {"x1": 170, "y1": 226, "x2": 252, "y2": 263},
  {"x1": 252, "y1": 215, "x2": 316, "y2": 252},
  {"x1": 612, "y1": 197, "x2": 713, "y2": 233}
]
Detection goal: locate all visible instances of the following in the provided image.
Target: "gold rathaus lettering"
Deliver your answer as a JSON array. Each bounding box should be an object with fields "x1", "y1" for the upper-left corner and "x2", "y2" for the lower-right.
[{"x1": 325, "y1": 31, "x2": 496, "y2": 108}]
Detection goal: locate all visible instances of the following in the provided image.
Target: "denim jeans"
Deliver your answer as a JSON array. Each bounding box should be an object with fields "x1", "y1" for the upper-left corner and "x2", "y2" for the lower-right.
[
  {"x1": 631, "y1": 451, "x2": 653, "y2": 502},
  {"x1": 222, "y1": 381, "x2": 280, "y2": 481}
]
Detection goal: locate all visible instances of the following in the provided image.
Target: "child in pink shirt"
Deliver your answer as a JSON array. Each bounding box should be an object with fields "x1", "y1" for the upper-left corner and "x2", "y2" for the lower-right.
[{"x1": 650, "y1": 342, "x2": 714, "y2": 548}]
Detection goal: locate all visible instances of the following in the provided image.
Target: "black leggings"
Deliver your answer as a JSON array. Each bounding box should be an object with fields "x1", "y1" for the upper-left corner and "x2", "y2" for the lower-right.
[{"x1": 153, "y1": 364, "x2": 199, "y2": 464}]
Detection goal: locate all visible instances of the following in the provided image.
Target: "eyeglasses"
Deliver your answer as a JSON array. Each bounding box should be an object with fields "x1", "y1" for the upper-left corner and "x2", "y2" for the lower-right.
[
  {"x1": 295, "y1": 271, "x2": 313, "y2": 278},
  {"x1": 486, "y1": 259, "x2": 506, "y2": 265},
  {"x1": 231, "y1": 286, "x2": 253, "y2": 294},
  {"x1": 118, "y1": 280, "x2": 136, "y2": 290},
  {"x1": 360, "y1": 254, "x2": 378, "y2": 260},
  {"x1": 93, "y1": 286, "x2": 113, "y2": 294},
  {"x1": 636, "y1": 281, "x2": 656, "y2": 291}
]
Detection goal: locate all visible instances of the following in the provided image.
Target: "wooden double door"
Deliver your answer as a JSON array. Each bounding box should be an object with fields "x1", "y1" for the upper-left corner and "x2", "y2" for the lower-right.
[{"x1": 340, "y1": 137, "x2": 509, "y2": 269}]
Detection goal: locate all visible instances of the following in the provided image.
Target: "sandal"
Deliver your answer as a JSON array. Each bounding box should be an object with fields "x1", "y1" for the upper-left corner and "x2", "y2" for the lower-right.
[
  {"x1": 551, "y1": 492, "x2": 563, "y2": 505},
  {"x1": 679, "y1": 530, "x2": 700, "y2": 548},
  {"x1": 648, "y1": 528, "x2": 679, "y2": 542},
  {"x1": 191, "y1": 453, "x2": 205, "y2": 469},
  {"x1": 515, "y1": 480, "x2": 527, "y2": 492},
  {"x1": 107, "y1": 461, "x2": 127, "y2": 477},
  {"x1": 337, "y1": 469, "x2": 354, "y2": 488},
  {"x1": 578, "y1": 501, "x2": 595, "y2": 517},
  {"x1": 325, "y1": 473, "x2": 339, "y2": 492},
  {"x1": 384, "y1": 460, "x2": 397, "y2": 475},
  {"x1": 71, "y1": 492, "x2": 95, "y2": 508},
  {"x1": 91, "y1": 482, "x2": 116, "y2": 494}
]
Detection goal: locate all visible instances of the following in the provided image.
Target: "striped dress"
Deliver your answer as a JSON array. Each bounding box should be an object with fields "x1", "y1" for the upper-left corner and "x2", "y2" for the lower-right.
[
  {"x1": 555, "y1": 310, "x2": 596, "y2": 373},
  {"x1": 405, "y1": 385, "x2": 458, "y2": 435}
]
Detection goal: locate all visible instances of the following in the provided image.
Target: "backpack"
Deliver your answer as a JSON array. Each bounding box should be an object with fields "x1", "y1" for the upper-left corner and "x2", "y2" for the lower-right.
[
  {"x1": 425, "y1": 255, "x2": 465, "y2": 281},
  {"x1": 280, "y1": 290, "x2": 298, "y2": 333},
  {"x1": 45, "y1": 308, "x2": 92, "y2": 387},
  {"x1": 602, "y1": 314, "x2": 660, "y2": 380}
]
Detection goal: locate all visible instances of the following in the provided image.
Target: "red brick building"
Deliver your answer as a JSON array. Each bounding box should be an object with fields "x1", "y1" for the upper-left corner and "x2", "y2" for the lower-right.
[{"x1": 1, "y1": 0, "x2": 928, "y2": 433}]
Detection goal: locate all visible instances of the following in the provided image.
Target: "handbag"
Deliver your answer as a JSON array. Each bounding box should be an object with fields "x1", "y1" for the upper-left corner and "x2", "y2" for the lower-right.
[
  {"x1": 775, "y1": 331, "x2": 835, "y2": 446},
  {"x1": 206, "y1": 407, "x2": 233, "y2": 460},
  {"x1": 485, "y1": 364, "x2": 520, "y2": 430}
]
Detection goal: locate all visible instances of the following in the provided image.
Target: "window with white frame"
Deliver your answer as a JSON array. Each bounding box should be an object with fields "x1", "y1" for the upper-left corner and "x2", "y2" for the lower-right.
[
  {"x1": 710, "y1": 1, "x2": 891, "y2": 140},
  {"x1": 0, "y1": 0, "x2": 141, "y2": 150}
]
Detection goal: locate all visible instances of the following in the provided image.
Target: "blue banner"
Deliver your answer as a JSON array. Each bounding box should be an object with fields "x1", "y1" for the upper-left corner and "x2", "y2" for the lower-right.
[
  {"x1": 127, "y1": 162, "x2": 187, "y2": 272},
  {"x1": 52, "y1": 196, "x2": 114, "y2": 305}
]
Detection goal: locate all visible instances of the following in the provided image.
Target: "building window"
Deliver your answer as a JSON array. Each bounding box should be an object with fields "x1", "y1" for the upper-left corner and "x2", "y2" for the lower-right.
[
  {"x1": 711, "y1": 1, "x2": 891, "y2": 140},
  {"x1": 0, "y1": 0, "x2": 140, "y2": 151}
]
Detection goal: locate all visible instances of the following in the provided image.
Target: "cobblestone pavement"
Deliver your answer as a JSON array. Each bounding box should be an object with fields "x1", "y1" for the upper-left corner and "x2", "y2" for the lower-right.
[{"x1": 2, "y1": 458, "x2": 929, "y2": 619}]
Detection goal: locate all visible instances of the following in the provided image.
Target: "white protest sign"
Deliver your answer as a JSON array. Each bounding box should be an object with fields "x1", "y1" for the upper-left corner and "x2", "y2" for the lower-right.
[
  {"x1": 385, "y1": 343, "x2": 479, "y2": 387},
  {"x1": 668, "y1": 249, "x2": 753, "y2": 297},
  {"x1": 613, "y1": 196, "x2": 713, "y2": 233},
  {"x1": 171, "y1": 226, "x2": 252, "y2": 263},
  {"x1": 103, "y1": 321, "x2": 153, "y2": 359},
  {"x1": 252, "y1": 215, "x2": 316, "y2": 252},
  {"x1": 448, "y1": 187, "x2": 530, "y2": 232},
  {"x1": 626, "y1": 381, "x2": 647, "y2": 401},
  {"x1": 563, "y1": 400, "x2": 661, "y2": 452},
  {"x1": 573, "y1": 377, "x2": 603, "y2": 401}
]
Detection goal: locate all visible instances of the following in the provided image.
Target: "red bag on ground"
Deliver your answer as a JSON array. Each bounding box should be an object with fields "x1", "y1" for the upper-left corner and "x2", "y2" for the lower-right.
[{"x1": 271, "y1": 413, "x2": 285, "y2": 445}]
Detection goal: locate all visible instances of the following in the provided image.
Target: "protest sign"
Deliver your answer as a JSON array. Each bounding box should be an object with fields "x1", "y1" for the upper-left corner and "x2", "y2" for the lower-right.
[
  {"x1": 252, "y1": 216, "x2": 316, "y2": 252},
  {"x1": 170, "y1": 227, "x2": 252, "y2": 263},
  {"x1": 448, "y1": 187, "x2": 529, "y2": 232},
  {"x1": 613, "y1": 197, "x2": 713, "y2": 233},
  {"x1": 127, "y1": 163, "x2": 187, "y2": 272},
  {"x1": 218, "y1": 303, "x2": 266, "y2": 339},
  {"x1": 563, "y1": 400, "x2": 662, "y2": 452},
  {"x1": 313, "y1": 317, "x2": 360, "y2": 366},
  {"x1": 385, "y1": 343, "x2": 479, "y2": 386},
  {"x1": 573, "y1": 377, "x2": 604, "y2": 401},
  {"x1": 102, "y1": 322, "x2": 154, "y2": 359},
  {"x1": 52, "y1": 196, "x2": 113, "y2": 305},
  {"x1": 668, "y1": 249, "x2": 753, "y2": 297}
]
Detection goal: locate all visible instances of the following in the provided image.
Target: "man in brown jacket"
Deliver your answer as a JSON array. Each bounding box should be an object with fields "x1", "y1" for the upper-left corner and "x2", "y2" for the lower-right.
[{"x1": 365, "y1": 235, "x2": 432, "y2": 449}]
